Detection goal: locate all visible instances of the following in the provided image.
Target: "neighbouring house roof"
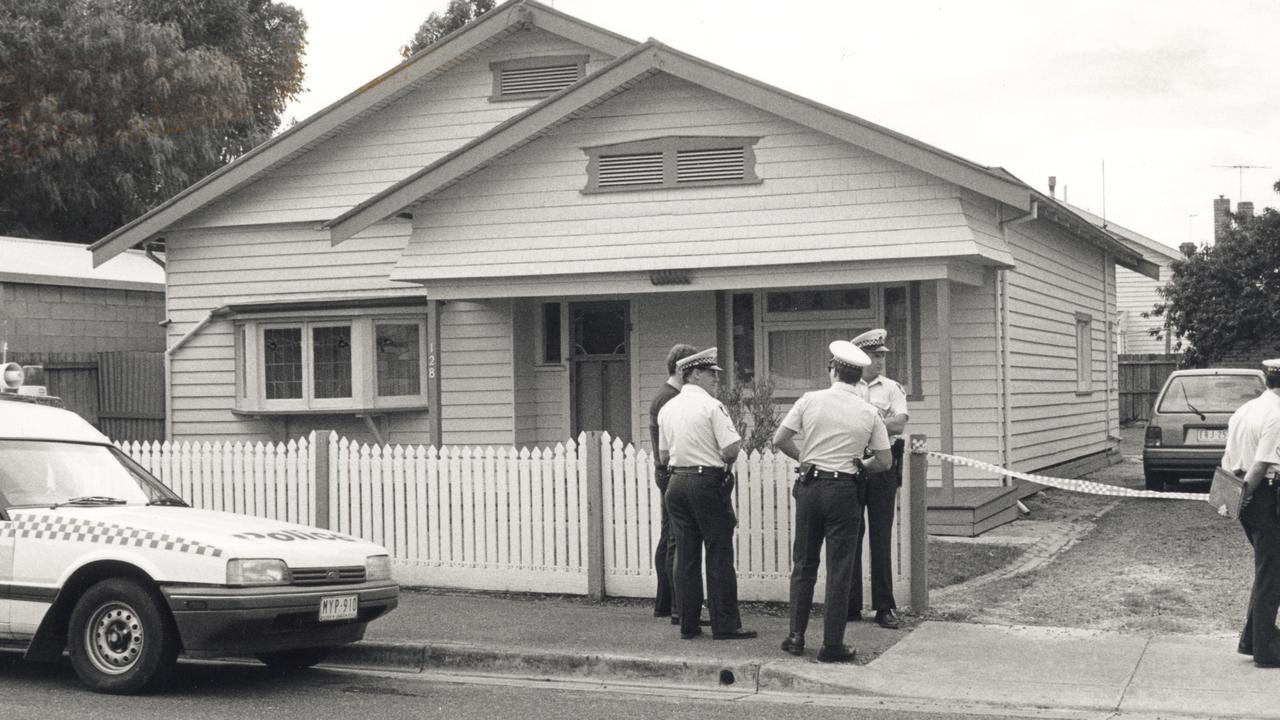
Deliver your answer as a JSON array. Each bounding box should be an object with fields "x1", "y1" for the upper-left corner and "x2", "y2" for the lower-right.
[
  {"x1": 88, "y1": 0, "x2": 637, "y2": 268},
  {"x1": 1, "y1": 236, "x2": 162, "y2": 292},
  {"x1": 327, "y1": 39, "x2": 1036, "y2": 246}
]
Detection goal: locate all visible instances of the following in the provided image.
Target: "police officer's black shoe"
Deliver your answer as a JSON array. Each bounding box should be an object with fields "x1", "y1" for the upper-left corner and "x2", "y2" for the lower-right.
[
  {"x1": 875, "y1": 609, "x2": 901, "y2": 629},
  {"x1": 817, "y1": 644, "x2": 856, "y2": 663},
  {"x1": 680, "y1": 628, "x2": 703, "y2": 640},
  {"x1": 780, "y1": 632, "x2": 805, "y2": 656},
  {"x1": 712, "y1": 628, "x2": 757, "y2": 640}
]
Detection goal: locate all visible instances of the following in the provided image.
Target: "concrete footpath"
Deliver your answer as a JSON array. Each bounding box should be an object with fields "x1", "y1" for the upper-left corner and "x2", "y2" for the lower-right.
[{"x1": 326, "y1": 588, "x2": 1280, "y2": 718}]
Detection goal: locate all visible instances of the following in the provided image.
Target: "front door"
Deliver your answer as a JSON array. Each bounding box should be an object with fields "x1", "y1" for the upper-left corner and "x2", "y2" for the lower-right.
[{"x1": 570, "y1": 301, "x2": 631, "y2": 443}]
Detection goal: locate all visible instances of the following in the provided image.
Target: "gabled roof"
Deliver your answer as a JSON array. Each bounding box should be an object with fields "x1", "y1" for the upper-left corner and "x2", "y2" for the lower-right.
[
  {"x1": 89, "y1": 0, "x2": 637, "y2": 268},
  {"x1": 983, "y1": 168, "x2": 1154, "y2": 279},
  {"x1": 1064, "y1": 203, "x2": 1183, "y2": 265},
  {"x1": 1, "y1": 236, "x2": 162, "y2": 292},
  {"x1": 327, "y1": 39, "x2": 1037, "y2": 244}
]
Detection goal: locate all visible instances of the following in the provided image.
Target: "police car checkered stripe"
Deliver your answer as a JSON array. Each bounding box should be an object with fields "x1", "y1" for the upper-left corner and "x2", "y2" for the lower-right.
[{"x1": 0, "y1": 515, "x2": 223, "y2": 557}]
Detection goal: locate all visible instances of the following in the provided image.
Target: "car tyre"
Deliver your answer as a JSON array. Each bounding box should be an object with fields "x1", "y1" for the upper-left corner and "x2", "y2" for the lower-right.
[
  {"x1": 68, "y1": 578, "x2": 178, "y2": 694},
  {"x1": 255, "y1": 646, "x2": 332, "y2": 671}
]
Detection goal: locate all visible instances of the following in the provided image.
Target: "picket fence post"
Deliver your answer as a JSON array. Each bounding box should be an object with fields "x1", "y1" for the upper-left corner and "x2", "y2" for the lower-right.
[
  {"x1": 906, "y1": 433, "x2": 929, "y2": 613},
  {"x1": 583, "y1": 431, "x2": 605, "y2": 601},
  {"x1": 313, "y1": 430, "x2": 333, "y2": 529}
]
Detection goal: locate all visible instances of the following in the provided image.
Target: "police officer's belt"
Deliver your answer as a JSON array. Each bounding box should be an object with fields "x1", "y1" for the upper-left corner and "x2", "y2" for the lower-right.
[
  {"x1": 669, "y1": 466, "x2": 727, "y2": 479},
  {"x1": 809, "y1": 469, "x2": 860, "y2": 481}
]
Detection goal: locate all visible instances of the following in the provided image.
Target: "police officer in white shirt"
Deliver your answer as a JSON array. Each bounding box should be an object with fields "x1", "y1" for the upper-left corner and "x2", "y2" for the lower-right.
[
  {"x1": 1222, "y1": 358, "x2": 1280, "y2": 667},
  {"x1": 849, "y1": 328, "x2": 909, "y2": 629},
  {"x1": 773, "y1": 341, "x2": 891, "y2": 662},
  {"x1": 658, "y1": 347, "x2": 756, "y2": 640}
]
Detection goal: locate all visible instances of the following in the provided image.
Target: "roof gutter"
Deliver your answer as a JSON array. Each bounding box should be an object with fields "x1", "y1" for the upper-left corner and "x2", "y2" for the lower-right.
[{"x1": 1000, "y1": 199, "x2": 1039, "y2": 230}]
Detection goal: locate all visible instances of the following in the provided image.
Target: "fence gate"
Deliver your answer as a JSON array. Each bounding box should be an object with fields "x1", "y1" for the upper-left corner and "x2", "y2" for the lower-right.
[{"x1": 1118, "y1": 353, "x2": 1179, "y2": 424}]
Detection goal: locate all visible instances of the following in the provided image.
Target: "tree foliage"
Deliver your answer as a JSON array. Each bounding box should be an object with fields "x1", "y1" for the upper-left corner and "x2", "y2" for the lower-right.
[
  {"x1": 717, "y1": 379, "x2": 782, "y2": 454},
  {"x1": 1153, "y1": 194, "x2": 1280, "y2": 366},
  {"x1": 403, "y1": 0, "x2": 495, "y2": 57},
  {"x1": 0, "y1": 0, "x2": 306, "y2": 242}
]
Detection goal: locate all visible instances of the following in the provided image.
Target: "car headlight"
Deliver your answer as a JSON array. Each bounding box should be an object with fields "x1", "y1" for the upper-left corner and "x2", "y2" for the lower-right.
[
  {"x1": 366, "y1": 554, "x2": 393, "y2": 582},
  {"x1": 226, "y1": 558, "x2": 291, "y2": 586}
]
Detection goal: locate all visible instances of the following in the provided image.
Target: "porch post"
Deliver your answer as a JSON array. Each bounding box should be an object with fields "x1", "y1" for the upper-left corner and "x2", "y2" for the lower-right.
[
  {"x1": 428, "y1": 300, "x2": 443, "y2": 448},
  {"x1": 937, "y1": 280, "x2": 955, "y2": 504}
]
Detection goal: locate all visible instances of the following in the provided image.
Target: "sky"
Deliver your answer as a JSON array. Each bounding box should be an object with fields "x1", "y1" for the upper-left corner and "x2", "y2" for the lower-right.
[{"x1": 280, "y1": 0, "x2": 1280, "y2": 252}]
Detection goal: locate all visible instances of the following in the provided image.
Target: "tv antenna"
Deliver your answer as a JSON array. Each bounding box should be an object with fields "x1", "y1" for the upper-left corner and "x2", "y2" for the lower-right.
[{"x1": 1213, "y1": 164, "x2": 1271, "y2": 199}]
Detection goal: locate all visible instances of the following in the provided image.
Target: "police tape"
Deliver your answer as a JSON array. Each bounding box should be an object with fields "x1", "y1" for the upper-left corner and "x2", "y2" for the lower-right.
[{"x1": 924, "y1": 451, "x2": 1208, "y2": 502}]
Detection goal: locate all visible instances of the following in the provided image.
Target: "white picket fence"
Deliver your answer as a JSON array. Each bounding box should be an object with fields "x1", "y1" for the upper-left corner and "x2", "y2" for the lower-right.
[{"x1": 119, "y1": 432, "x2": 916, "y2": 605}]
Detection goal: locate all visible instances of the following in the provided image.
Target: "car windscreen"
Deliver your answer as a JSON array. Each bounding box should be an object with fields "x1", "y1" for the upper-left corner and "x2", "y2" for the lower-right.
[
  {"x1": 1157, "y1": 375, "x2": 1264, "y2": 415},
  {"x1": 0, "y1": 440, "x2": 183, "y2": 508}
]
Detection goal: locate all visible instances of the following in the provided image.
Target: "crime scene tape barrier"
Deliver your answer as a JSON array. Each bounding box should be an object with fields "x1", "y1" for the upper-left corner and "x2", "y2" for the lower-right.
[{"x1": 925, "y1": 450, "x2": 1207, "y2": 502}]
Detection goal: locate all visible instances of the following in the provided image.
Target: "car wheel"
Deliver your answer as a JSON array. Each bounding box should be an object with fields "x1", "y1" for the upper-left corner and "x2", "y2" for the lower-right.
[
  {"x1": 1144, "y1": 469, "x2": 1169, "y2": 491},
  {"x1": 68, "y1": 578, "x2": 178, "y2": 694},
  {"x1": 255, "y1": 646, "x2": 332, "y2": 671}
]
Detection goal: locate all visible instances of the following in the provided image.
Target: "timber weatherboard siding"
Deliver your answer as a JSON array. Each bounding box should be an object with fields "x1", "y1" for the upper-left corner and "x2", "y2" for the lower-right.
[
  {"x1": 1116, "y1": 263, "x2": 1173, "y2": 354},
  {"x1": 392, "y1": 74, "x2": 985, "y2": 285},
  {"x1": 1004, "y1": 218, "x2": 1114, "y2": 471}
]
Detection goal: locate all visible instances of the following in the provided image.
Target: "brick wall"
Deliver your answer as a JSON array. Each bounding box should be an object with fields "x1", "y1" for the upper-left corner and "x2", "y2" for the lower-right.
[{"x1": 0, "y1": 282, "x2": 164, "y2": 354}]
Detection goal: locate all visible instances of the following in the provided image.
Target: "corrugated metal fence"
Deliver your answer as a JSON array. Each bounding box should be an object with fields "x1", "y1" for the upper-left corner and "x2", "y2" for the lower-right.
[{"x1": 119, "y1": 431, "x2": 923, "y2": 607}]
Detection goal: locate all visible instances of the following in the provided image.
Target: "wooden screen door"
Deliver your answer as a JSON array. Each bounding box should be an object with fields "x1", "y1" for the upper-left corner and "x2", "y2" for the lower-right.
[{"x1": 570, "y1": 301, "x2": 631, "y2": 443}]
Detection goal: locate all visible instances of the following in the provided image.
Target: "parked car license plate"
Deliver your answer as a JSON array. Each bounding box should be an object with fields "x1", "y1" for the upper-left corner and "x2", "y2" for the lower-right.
[
  {"x1": 1198, "y1": 429, "x2": 1228, "y2": 442},
  {"x1": 319, "y1": 594, "x2": 358, "y2": 622}
]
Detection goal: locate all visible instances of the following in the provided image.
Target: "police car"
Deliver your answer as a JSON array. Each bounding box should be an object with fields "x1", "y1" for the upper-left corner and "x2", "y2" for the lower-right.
[{"x1": 0, "y1": 395, "x2": 399, "y2": 694}]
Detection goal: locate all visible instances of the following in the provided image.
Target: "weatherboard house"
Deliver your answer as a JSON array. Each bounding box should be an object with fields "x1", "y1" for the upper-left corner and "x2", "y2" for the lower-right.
[{"x1": 91, "y1": 0, "x2": 1157, "y2": 531}]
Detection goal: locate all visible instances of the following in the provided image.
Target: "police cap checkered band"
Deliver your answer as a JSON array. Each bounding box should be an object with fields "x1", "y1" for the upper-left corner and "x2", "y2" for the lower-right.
[
  {"x1": 851, "y1": 328, "x2": 890, "y2": 352},
  {"x1": 1264, "y1": 359, "x2": 1280, "y2": 374},
  {"x1": 676, "y1": 347, "x2": 722, "y2": 373}
]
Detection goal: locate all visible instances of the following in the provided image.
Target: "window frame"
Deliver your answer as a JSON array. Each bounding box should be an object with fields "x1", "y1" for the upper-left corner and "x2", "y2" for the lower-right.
[
  {"x1": 728, "y1": 285, "x2": 919, "y2": 401},
  {"x1": 490, "y1": 55, "x2": 587, "y2": 102},
  {"x1": 234, "y1": 308, "x2": 429, "y2": 415},
  {"x1": 582, "y1": 136, "x2": 762, "y2": 194},
  {"x1": 1075, "y1": 311, "x2": 1094, "y2": 395}
]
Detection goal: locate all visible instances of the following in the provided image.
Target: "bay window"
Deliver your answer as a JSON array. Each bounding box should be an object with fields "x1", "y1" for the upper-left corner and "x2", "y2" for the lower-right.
[{"x1": 235, "y1": 307, "x2": 429, "y2": 414}]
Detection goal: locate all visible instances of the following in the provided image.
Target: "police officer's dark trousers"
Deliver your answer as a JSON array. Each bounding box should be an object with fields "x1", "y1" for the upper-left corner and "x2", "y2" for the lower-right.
[
  {"x1": 653, "y1": 465, "x2": 678, "y2": 616},
  {"x1": 851, "y1": 438, "x2": 903, "y2": 615},
  {"x1": 789, "y1": 477, "x2": 862, "y2": 647},
  {"x1": 666, "y1": 470, "x2": 741, "y2": 636},
  {"x1": 1240, "y1": 483, "x2": 1280, "y2": 663}
]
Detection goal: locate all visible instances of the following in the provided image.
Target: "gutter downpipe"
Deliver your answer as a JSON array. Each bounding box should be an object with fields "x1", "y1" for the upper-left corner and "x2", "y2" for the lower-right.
[
  {"x1": 164, "y1": 309, "x2": 222, "y2": 441},
  {"x1": 1000, "y1": 199, "x2": 1039, "y2": 231}
]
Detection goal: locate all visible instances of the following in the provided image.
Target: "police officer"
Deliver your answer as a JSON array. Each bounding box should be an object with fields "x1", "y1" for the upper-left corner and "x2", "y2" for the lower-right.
[
  {"x1": 649, "y1": 343, "x2": 697, "y2": 622},
  {"x1": 773, "y1": 341, "x2": 891, "y2": 662},
  {"x1": 849, "y1": 328, "x2": 909, "y2": 628},
  {"x1": 658, "y1": 347, "x2": 756, "y2": 640},
  {"x1": 1222, "y1": 358, "x2": 1280, "y2": 667}
]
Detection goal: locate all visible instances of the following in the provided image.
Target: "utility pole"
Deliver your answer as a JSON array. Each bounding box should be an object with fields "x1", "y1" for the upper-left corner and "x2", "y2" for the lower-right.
[
  {"x1": 1187, "y1": 213, "x2": 1198, "y2": 243},
  {"x1": 1213, "y1": 164, "x2": 1271, "y2": 199}
]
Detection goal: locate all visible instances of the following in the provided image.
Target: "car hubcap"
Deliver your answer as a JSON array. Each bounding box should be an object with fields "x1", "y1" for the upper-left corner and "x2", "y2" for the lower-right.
[{"x1": 86, "y1": 602, "x2": 143, "y2": 675}]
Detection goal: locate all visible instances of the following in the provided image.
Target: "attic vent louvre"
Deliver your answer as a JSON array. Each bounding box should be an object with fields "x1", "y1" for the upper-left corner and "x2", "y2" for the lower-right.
[
  {"x1": 500, "y1": 64, "x2": 580, "y2": 96},
  {"x1": 583, "y1": 136, "x2": 761, "y2": 194},
  {"x1": 597, "y1": 152, "x2": 664, "y2": 187},
  {"x1": 676, "y1": 147, "x2": 746, "y2": 183}
]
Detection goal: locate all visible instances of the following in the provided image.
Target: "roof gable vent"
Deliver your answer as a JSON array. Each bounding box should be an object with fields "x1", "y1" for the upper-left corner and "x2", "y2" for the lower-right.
[
  {"x1": 596, "y1": 152, "x2": 664, "y2": 188},
  {"x1": 677, "y1": 147, "x2": 746, "y2": 184},
  {"x1": 491, "y1": 55, "x2": 587, "y2": 101}
]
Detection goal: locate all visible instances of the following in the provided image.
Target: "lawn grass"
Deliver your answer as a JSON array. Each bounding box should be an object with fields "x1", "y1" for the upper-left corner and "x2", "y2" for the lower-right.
[{"x1": 927, "y1": 540, "x2": 1025, "y2": 590}]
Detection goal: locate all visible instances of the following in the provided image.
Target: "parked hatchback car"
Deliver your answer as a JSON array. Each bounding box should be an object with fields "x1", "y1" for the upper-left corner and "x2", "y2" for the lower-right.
[
  {"x1": 0, "y1": 397, "x2": 399, "y2": 694},
  {"x1": 1142, "y1": 368, "x2": 1266, "y2": 490}
]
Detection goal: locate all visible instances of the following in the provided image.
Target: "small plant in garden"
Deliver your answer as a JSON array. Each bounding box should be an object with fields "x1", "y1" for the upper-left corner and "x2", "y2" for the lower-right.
[{"x1": 717, "y1": 379, "x2": 781, "y2": 453}]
